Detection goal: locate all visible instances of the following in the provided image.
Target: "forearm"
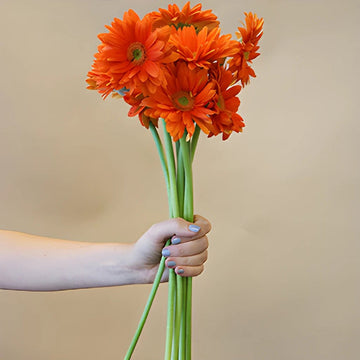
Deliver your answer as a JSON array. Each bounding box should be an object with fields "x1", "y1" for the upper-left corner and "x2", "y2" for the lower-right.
[{"x1": 0, "y1": 230, "x2": 144, "y2": 291}]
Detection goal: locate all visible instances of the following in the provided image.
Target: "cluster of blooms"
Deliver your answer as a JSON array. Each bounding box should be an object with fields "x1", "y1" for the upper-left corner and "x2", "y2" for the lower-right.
[{"x1": 87, "y1": 2, "x2": 263, "y2": 141}]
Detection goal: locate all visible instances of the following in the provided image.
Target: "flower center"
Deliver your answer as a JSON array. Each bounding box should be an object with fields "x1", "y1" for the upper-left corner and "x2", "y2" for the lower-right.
[
  {"x1": 172, "y1": 91, "x2": 195, "y2": 111},
  {"x1": 244, "y1": 51, "x2": 250, "y2": 60},
  {"x1": 174, "y1": 23, "x2": 201, "y2": 33},
  {"x1": 174, "y1": 22, "x2": 193, "y2": 29},
  {"x1": 127, "y1": 42, "x2": 146, "y2": 65}
]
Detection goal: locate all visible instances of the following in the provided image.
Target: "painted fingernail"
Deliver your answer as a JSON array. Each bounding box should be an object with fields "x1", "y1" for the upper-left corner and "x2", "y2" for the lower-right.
[
  {"x1": 189, "y1": 224, "x2": 200, "y2": 232},
  {"x1": 171, "y1": 237, "x2": 181, "y2": 245},
  {"x1": 177, "y1": 269, "x2": 184, "y2": 274},
  {"x1": 162, "y1": 248, "x2": 170, "y2": 257},
  {"x1": 167, "y1": 261, "x2": 176, "y2": 268}
]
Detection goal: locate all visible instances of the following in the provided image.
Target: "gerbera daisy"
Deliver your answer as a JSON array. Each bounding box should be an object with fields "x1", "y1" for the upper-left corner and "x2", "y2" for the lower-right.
[
  {"x1": 86, "y1": 9, "x2": 177, "y2": 97},
  {"x1": 150, "y1": 2, "x2": 219, "y2": 32},
  {"x1": 142, "y1": 62, "x2": 216, "y2": 141},
  {"x1": 169, "y1": 26, "x2": 238, "y2": 70},
  {"x1": 228, "y1": 12, "x2": 264, "y2": 86},
  {"x1": 207, "y1": 66, "x2": 245, "y2": 140}
]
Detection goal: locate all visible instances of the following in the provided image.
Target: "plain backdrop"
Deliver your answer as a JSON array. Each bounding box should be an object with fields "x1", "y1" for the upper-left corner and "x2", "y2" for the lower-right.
[{"x1": 0, "y1": 0, "x2": 359, "y2": 359}]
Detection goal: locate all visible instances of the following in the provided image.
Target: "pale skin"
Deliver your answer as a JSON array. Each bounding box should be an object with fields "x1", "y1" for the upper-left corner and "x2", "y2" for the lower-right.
[{"x1": 0, "y1": 215, "x2": 210, "y2": 291}]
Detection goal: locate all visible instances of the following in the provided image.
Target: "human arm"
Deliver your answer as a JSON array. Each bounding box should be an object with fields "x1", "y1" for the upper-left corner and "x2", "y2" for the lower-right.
[{"x1": 0, "y1": 215, "x2": 210, "y2": 291}]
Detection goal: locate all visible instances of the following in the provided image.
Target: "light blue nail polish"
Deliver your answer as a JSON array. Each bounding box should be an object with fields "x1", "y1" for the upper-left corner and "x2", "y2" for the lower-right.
[
  {"x1": 167, "y1": 261, "x2": 176, "y2": 267},
  {"x1": 162, "y1": 248, "x2": 170, "y2": 257},
  {"x1": 172, "y1": 237, "x2": 181, "y2": 245},
  {"x1": 177, "y1": 269, "x2": 184, "y2": 274},
  {"x1": 189, "y1": 224, "x2": 200, "y2": 232}
]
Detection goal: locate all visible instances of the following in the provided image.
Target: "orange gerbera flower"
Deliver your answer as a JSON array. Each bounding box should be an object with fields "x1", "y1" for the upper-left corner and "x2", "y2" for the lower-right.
[
  {"x1": 207, "y1": 66, "x2": 244, "y2": 140},
  {"x1": 150, "y1": 2, "x2": 219, "y2": 32},
  {"x1": 169, "y1": 26, "x2": 238, "y2": 70},
  {"x1": 228, "y1": 12, "x2": 264, "y2": 86},
  {"x1": 87, "y1": 9, "x2": 176, "y2": 97},
  {"x1": 142, "y1": 62, "x2": 216, "y2": 141}
]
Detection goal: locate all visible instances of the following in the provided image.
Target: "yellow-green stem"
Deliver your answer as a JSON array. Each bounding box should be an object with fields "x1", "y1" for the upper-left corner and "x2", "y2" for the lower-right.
[
  {"x1": 176, "y1": 141, "x2": 185, "y2": 216},
  {"x1": 124, "y1": 123, "x2": 172, "y2": 360},
  {"x1": 190, "y1": 125, "x2": 201, "y2": 163},
  {"x1": 124, "y1": 240, "x2": 171, "y2": 360},
  {"x1": 179, "y1": 277, "x2": 187, "y2": 360},
  {"x1": 162, "y1": 119, "x2": 180, "y2": 360},
  {"x1": 165, "y1": 268, "x2": 176, "y2": 360},
  {"x1": 179, "y1": 135, "x2": 193, "y2": 222},
  {"x1": 149, "y1": 123, "x2": 171, "y2": 211},
  {"x1": 179, "y1": 134, "x2": 194, "y2": 360}
]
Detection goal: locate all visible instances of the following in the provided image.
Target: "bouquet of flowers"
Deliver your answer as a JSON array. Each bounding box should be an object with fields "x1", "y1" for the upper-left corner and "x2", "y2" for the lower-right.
[{"x1": 86, "y1": 3, "x2": 263, "y2": 359}]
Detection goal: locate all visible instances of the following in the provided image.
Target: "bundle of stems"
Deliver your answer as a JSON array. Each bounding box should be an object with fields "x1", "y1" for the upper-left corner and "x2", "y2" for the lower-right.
[{"x1": 124, "y1": 119, "x2": 201, "y2": 360}]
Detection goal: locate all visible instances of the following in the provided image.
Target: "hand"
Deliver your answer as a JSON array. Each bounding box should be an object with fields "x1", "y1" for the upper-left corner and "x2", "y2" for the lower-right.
[{"x1": 131, "y1": 215, "x2": 211, "y2": 283}]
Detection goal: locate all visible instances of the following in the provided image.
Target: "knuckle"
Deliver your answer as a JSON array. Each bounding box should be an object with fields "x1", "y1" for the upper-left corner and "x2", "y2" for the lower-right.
[
  {"x1": 194, "y1": 214, "x2": 211, "y2": 233},
  {"x1": 204, "y1": 220, "x2": 211, "y2": 233},
  {"x1": 176, "y1": 246, "x2": 185, "y2": 257},
  {"x1": 174, "y1": 217, "x2": 185, "y2": 226},
  {"x1": 170, "y1": 217, "x2": 187, "y2": 233},
  {"x1": 148, "y1": 223, "x2": 158, "y2": 236},
  {"x1": 203, "y1": 235, "x2": 209, "y2": 248},
  {"x1": 202, "y1": 250, "x2": 208, "y2": 262},
  {"x1": 198, "y1": 236, "x2": 208, "y2": 251}
]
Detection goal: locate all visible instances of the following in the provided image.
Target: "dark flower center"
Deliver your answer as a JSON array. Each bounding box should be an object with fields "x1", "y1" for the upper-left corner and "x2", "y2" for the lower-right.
[
  {"x1": 127, "y1": 42, "x2": 146, "y2": 65},
  {"x1": 172, "y1": 91, "x2": 195, "y2": 111}
]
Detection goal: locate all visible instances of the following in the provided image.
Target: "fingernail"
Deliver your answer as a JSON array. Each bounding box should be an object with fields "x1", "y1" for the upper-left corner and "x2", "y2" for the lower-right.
[
  {"x1": 167, "y1": 260, "x2": 176, "y2": 267},
  {"x1": 177, "y1": 269, "x2": 184, "y2": 274},
  {"x1": 171, "y1": 237, "x2": 181, "y2": 245},
  {"x1": 189, "y1": 224, "x2": 200, "y2": 232},
  {"x1": 162, "y1": 248, "x2": 170, "y2": 257}
]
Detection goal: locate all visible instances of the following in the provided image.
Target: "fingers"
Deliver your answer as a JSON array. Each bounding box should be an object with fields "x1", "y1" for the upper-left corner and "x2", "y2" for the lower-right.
[
  {"x1": 173, "y1": 265, "x2": 205, "y2": 277},
  {"x1": 163, "y1": 234, "x2": 209, "y2": 277},
  {"x1": 145, "y1": 214, "x2": 211, "y2": 278},
  {"x1": 147, "y1": 214, "x2": 211, "y2": 246},
  {"x1": 163, "y1": 235, "x2": 208, "y2": 258},
  {"x1": 165, "y1": 251, "x2": 208, "y2": 268},
  {"x1": 192, "y1": 214, "x2": 212, "y2": 239}
]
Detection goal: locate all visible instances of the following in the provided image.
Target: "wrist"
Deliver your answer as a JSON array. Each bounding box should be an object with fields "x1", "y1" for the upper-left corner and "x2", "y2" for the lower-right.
[
  {"x1": 97, "y1": 243, "x2": 147, "y2": 286},
  {"x1": 122, "y1": 244, "x2": 161, "y2": 285},
  {"x1": 95, "y1": 243, "x2": 162, "y2": 286}
]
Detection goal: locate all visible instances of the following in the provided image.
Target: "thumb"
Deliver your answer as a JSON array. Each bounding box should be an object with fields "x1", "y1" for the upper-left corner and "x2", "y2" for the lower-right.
[{"x1": 146, "y1": 217, "x2": 201, "y2": 245}]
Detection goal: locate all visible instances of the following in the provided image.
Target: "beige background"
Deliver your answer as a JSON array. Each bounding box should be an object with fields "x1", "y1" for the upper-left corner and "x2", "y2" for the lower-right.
[{"x1": 0, "y1": 0, "x2": 359, "y2": 359}]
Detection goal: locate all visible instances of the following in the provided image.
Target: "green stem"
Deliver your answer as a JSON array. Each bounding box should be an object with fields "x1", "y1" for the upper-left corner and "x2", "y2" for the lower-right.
[
  {"x1": 162, "y1": 119, "x2": 180, "y2": 360},
  {"x1": 124, "y1": 241, "x2": 171, "y2": 360},
  {"x1": 124, "y1": 123, "x2": 173, "y2": 360},
  {"x1": 175, "y1": 141, "x2": 186, "y2": 360},
  {"x1": 185, "y1": 277, "x2": 192, "y2": 360},
  {"x1": 190, "y1": 125, "x2": 201, "y2": 164},
  {"x1": 179, "y1": 133, "x2": 194, "y2": 360},
  {"x1": 176, "y1": 141, "x2": 185, "y2": 218},
  {"x1": 149, "y1": 123, "x2": 171, "y2": 213},
  {"x1": 179, "y1": 276, "x2": 187, "y2": 360},
  {"x1": 165, "y1": 268, "x2": 176, "y2": 360},
  {"x1": 179, "y1": 135, "x2": 193, "y2": 222},
  {"x1": 172, "y1": 274, "x2": 184, "y2": 359},
  {"x1": 162, "y1": 119, "x2": 180, "y2": 218}
]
